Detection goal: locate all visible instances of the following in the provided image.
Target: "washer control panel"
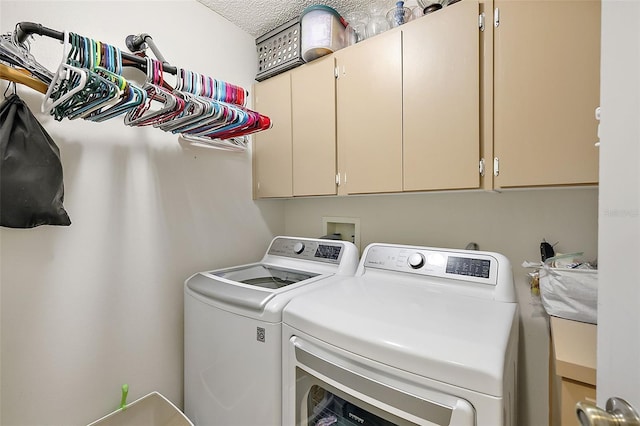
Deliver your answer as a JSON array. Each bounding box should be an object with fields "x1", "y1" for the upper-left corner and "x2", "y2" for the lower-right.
[
  {"x1": 268, "y1": 237, "x2": 344, "y2": 264},
  {"x1": 364, "y1": 244, "x2": 499, "y2": 286}
]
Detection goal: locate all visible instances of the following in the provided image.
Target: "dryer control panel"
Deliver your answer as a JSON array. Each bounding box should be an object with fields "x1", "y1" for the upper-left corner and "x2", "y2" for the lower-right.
[
  {"x1": 364, "y1": 245, "x2": 499, "y2": 286},
  {"x1": 360, "y1": 244, "x2": 516, "y2": 303}
]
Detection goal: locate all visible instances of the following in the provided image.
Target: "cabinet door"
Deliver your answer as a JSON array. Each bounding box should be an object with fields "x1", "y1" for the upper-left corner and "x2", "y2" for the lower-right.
[
  {"x1": 494, "y1": 0, "x2": 600, "y2": 187},
  {"x1": 292, "y1": 56, "x2": 337, "y2": 196},
  {"x1": 253, "y1": 73, "x2": 293, "y2": 198},
  {"x1": 403, "y1": 1, "x2": 480, "y2": 191},
  {"x1": 561, "y1": 379, "x2": 596, "y2": 426},
  {"x1": 335, "y1": 30, "x2": 403, "y2": 195}
]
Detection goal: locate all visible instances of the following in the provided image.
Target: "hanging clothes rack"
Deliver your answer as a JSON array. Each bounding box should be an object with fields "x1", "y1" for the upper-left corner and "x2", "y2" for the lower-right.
[{"x1": 2, "y1": 22, "x2": 271, "y2": 151}]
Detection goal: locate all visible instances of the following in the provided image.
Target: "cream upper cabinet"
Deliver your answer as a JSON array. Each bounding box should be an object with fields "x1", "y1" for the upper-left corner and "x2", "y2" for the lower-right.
[
  {"x1": 403, "y1": 1, "x2": 481, "y2": 191},
  {"x1": 253, "y1": 72, "x2": 292, "y2": 198},
  {"x1": 493, "y1": 0, "x2": 600, "y2": 188},
  {"x1": 335, "y1": 29, "x2": 403, "y2": 195},
  {"x1": 291, "y1": 56, "x2": 337, "y2": 196}
]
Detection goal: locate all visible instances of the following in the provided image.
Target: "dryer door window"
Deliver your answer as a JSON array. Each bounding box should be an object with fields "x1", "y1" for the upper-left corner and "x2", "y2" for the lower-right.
[
  {"x1": 290, "y1": 336, "x2": 476, "y2": 426},
  {"x1": 306, "y1": 383, "x2": 409, "y2": 426}
]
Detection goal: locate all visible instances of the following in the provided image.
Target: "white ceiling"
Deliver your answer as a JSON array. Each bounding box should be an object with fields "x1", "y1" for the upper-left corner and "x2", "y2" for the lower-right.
[{"x1": 197, "y1": 0, "x2": 419, "y2": 39}]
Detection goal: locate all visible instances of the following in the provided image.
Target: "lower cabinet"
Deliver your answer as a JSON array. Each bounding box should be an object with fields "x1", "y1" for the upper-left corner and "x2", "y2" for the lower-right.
[
  {"x1": 550, "y1": 316, "x2": 597, "y2": 426},
  {"x1": 561, "y1": 378, "x2": 596, "y2": 425}
]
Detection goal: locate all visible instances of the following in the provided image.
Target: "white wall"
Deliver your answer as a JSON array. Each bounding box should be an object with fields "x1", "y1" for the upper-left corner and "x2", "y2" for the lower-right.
[
  {"x1": 0, "y1": 2, "x2": 284, "y2": 425},
  {"x1": 283, "y1": 188, "x2": 599, "y2": 426}
]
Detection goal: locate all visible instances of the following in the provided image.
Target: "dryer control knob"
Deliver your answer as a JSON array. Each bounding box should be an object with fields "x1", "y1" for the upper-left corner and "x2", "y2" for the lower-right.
[
  {"x1": 293, "y1": 242, "x2": 305, "y2": 254},
  {"x1": 408, "y1": 253, "x2": 425, "y2": 269}
]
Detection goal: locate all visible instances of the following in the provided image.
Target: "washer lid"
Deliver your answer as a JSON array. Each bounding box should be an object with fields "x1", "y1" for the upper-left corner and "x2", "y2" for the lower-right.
[
  {"x1": 283, "y1": 275, "x2": 518, "y2": 397},
  {"x1": 186, "y1": 264, "x2": 326, "y2": 314}
]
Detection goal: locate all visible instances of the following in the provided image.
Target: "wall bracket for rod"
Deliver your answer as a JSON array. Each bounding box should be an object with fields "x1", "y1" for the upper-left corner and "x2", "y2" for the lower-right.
[
  {"x1": 14, "y1": 21, "x2": 178, "y2": 75},
  {"x1": 125, "y1": 33, "x2": 167, "y2": 64}
]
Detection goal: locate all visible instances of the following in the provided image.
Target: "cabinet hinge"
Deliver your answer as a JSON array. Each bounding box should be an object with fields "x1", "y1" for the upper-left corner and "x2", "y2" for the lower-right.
[
  {"x1": 493, "y1": 157, "x2": 500, "y2": 177},
  {"x1": 494, "y1": 8, "x2": 500, "y2": 28},
  {"x1": 336, "y1": 172, "x2": 341, "y2": 186},
  {"x1": 479, "y1": 158, "x2": 485, "y2": 176},
  {"x1": 479, "y1": 13, "x2": 485, "y2": 32}
]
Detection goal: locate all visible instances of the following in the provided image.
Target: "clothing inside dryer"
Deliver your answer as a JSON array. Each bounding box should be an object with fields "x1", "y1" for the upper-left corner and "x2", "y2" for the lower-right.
[{"x1": 308, "y1": 385, "x2": 400, "y2": 426}]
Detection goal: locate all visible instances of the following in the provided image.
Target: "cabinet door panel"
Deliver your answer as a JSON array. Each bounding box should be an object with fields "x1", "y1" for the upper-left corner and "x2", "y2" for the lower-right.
[
  {"x1": 336, "y1": 30, "x2": 403, "y2": 195},
  {"x1": 253, "y1": 73, "x2": 293, "y2": 198},
  {"x1": 292, "y1": 57, "x2": 337, "y2": 196},
  {"x1": 403, "y1": 1, "x2": 480, "y2": 191},
  {"x1": 494, "y1": 0, "x2": 600, "y2": 187},
  {"x1": 561, "y1": 379, "x2": 596, "y2": 426}
]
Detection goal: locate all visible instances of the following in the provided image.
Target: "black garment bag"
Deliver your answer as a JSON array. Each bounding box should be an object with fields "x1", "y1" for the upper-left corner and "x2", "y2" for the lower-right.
[{"x1": 0, "y1": 93, "x2": 71, "y2": 228}]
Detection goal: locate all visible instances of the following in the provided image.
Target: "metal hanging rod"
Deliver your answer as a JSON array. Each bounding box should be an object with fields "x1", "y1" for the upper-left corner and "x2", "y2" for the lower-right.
[{"x1": 15, "y1": 21, "x2": 178, "y2": 75}]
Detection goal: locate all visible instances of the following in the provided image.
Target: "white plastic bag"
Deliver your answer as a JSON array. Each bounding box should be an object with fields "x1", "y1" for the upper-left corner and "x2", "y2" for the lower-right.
[{"x1": 539, "y1": 264, "x2": 598, "y2": 324}]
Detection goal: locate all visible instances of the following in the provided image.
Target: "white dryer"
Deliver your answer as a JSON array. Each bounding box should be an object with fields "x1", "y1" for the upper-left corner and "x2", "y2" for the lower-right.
[
  {"x1": 282, "y1": 243, "x2": 519, "y2": 426},
  {"x1": 184, "y1": 236, "x2": 359, "y2": 426}
]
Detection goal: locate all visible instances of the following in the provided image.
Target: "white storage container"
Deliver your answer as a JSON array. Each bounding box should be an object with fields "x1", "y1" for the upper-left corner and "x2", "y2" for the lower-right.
[{"x1": 300, "y1": 5, "x2": 346, "y2": 62}]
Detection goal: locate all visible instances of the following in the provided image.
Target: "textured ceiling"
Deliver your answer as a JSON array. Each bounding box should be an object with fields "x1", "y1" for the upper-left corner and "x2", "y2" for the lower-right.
[{"x1": 197, "y1": 0, "x2": 418, "y2": 39}]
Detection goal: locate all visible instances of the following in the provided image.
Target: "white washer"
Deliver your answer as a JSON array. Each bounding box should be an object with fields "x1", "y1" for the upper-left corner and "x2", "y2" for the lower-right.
[
  {"x1": 282, "y1": 243, "x2": 519, "y2": 426},
  {"x1": 184, "y1": 236, "x2": 359, "y2": 426}
]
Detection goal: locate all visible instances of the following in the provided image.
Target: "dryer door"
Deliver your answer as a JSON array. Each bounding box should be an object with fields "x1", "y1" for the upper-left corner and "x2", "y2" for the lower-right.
[{"x1": 286, "y1": 336, "x2": 476, "y2": 426}]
